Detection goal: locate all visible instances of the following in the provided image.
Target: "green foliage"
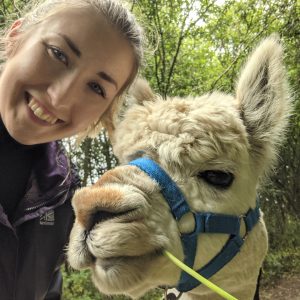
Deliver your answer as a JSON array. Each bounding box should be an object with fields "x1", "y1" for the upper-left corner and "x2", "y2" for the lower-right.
[
  {"x1": 62, "y1": 268, "x2": 163, "y2": 300},
  {"x1": 62, "y1": 269, "x2": 103, "y2": 300},
  {"x1": 263, "y1": 249, "x2": 300, "y2": 283},
  {"x1": 64, "y1": 132, "x2": 118, "y2": 186},
  {"x1": 261, "y1": 213, "x2": 300, "y2": 284},
  {"x1": 262, "y1": 226, "x2": 300, "y2": 284}
]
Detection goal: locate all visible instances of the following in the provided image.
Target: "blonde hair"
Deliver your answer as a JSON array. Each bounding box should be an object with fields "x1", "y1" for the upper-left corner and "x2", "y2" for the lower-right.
[{"x1": 0, "y1": 0, "x2": 146, "y2": 141}]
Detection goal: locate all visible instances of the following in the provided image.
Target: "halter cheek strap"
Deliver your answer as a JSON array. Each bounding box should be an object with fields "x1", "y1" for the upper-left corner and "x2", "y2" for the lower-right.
[{"x1": 129, "y1": 157, "x2": 260, "y2": 293}]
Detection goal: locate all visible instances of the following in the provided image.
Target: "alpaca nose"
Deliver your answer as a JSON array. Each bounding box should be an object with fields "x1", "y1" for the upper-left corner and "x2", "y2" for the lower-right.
[{"x1": 87, "y1": 209, "x2": 135, "y2": 232}]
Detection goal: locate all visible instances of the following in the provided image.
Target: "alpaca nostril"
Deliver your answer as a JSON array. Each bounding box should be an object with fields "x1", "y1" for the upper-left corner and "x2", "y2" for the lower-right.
[{"x1": 87, "y1": 208, "x2": 136, "y2": 232}]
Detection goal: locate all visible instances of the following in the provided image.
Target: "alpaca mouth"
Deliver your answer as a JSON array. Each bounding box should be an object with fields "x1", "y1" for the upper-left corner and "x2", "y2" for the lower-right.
[
  {"x1": 77, "y1": 229, "x2": 163, "y2": 271},
  {"x1": 94, "y1": 249, "x2": 163, "y2": 271}
]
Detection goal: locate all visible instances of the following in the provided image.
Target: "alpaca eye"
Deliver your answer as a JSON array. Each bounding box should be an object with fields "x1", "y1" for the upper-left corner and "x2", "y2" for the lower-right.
[{"x1": 197, "y1": 170, "x2": 234, "y2": 189}]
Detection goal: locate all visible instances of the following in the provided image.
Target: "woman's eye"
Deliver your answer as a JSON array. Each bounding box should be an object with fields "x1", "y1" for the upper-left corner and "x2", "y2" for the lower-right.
[
  {"x1": 197, "y1": 170, "x2": 234, "y2": 189},
  {"x1": 48, "y1": 45, "x2": 68, "y2": 66},
  {"x1": 88, "y1": 81, "x2": 106, "y2": 98}
]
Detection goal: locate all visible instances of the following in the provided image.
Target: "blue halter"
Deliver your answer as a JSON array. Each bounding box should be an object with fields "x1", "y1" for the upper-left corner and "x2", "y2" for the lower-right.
[{"x1": 129, "y1": 157, "x2": 260, "y2": 293}]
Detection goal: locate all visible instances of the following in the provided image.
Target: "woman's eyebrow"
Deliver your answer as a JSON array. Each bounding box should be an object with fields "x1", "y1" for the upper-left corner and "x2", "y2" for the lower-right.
[
  {"x1": 98, "y1": 72, "x2": 118, "y2": 90},
  {"x1": 57, "y1": 33, "x2": 118, "y2": 90},
  {"x1": 58, "y1": 33, "x2": 81, "y2": 57}
]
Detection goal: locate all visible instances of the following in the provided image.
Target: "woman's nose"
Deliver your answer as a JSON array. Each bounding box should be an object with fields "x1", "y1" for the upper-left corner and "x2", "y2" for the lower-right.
[{"x1": 47, "y1": 73, "x2": 81, "y2": 109}]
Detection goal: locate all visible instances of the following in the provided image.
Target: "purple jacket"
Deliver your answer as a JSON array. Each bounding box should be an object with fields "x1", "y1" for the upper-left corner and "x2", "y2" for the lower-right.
[{"x1": 0, "y1": 141, "x2": 80, "y2": 300}]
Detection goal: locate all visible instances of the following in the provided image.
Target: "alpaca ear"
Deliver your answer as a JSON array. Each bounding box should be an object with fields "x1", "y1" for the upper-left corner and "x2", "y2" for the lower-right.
[
  {"x1": 104, "y1": 78, "x2": 155, "y2": 145},
  {"x1": 236, "y1": 35, "x2": 291, "y2": 173},
  {"x1": 127, "y1": 77, "x2": 156, "y2": 104}
]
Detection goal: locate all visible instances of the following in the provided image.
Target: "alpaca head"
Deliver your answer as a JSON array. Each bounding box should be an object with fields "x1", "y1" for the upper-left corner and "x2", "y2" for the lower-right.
[{"x1": 67, "y1": 36, "x2": 291, "y2": 299}]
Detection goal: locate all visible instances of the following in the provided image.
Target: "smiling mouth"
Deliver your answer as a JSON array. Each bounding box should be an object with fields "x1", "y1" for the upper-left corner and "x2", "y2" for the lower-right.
[{"x1": 25, "y1": 92, "x2": 63, "y2": 125}]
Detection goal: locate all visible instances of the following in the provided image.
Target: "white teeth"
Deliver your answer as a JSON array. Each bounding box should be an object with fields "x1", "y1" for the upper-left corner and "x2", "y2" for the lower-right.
[
  {"x1": 32, "y1": 103, "x2": 39, "y2": 110},
  {"x1": 28, "y1": 98, "x2": 58, "y2": 124}
]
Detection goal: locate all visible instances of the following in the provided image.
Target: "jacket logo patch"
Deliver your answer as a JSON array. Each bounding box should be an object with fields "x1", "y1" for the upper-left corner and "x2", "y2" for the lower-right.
[{"x1": 40, "y1": 210, "x2": 55, "y2": 226}]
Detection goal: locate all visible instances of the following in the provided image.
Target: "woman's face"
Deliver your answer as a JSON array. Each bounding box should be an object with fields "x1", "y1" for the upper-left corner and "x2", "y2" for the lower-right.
[{"x1": 0, "y1": 8, "x2": 135, "y2": 145}]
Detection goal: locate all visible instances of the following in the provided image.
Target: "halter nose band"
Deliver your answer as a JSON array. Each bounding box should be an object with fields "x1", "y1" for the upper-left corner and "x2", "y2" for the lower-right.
[{"x1": 129, "y1": 157, "x2": 260, "y2": 292}]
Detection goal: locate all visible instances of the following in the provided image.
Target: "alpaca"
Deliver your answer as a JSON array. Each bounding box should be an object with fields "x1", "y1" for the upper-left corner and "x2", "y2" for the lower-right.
[{"x1": 67, "y1": 36, "x2": 291, "y2": 300}]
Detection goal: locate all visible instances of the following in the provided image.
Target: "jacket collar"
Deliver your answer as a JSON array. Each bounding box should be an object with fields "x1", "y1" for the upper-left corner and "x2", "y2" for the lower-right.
[{"x1": 12, "y1": 141, "x2": 80, "y2": 225}]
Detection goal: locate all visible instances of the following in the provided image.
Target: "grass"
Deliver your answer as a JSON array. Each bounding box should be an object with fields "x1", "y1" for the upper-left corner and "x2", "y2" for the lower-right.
[{"x1": 62, "y1": 268, "x2": 163, "y2": 300}]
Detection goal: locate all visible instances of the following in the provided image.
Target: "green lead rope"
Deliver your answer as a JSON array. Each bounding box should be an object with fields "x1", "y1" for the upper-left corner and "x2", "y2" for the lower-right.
[{"x1": 164, "y1": 250, "x2": 239, "y2": 300}]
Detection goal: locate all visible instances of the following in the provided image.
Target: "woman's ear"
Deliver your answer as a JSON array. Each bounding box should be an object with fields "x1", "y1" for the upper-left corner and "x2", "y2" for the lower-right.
[{"x1": 5, "y1": 18, "x2": 24, "y2": 56}]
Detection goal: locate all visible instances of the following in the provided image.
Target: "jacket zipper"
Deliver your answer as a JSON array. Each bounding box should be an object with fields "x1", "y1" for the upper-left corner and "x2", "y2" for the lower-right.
[{"x1": 24, "y1": 188, "x2": 69, "y2": 212}]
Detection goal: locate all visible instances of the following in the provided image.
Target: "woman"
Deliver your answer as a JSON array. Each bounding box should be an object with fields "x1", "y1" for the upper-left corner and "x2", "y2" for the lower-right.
[{"x1": 0, "y1": 0, "x2": 145, "y2": 299}]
